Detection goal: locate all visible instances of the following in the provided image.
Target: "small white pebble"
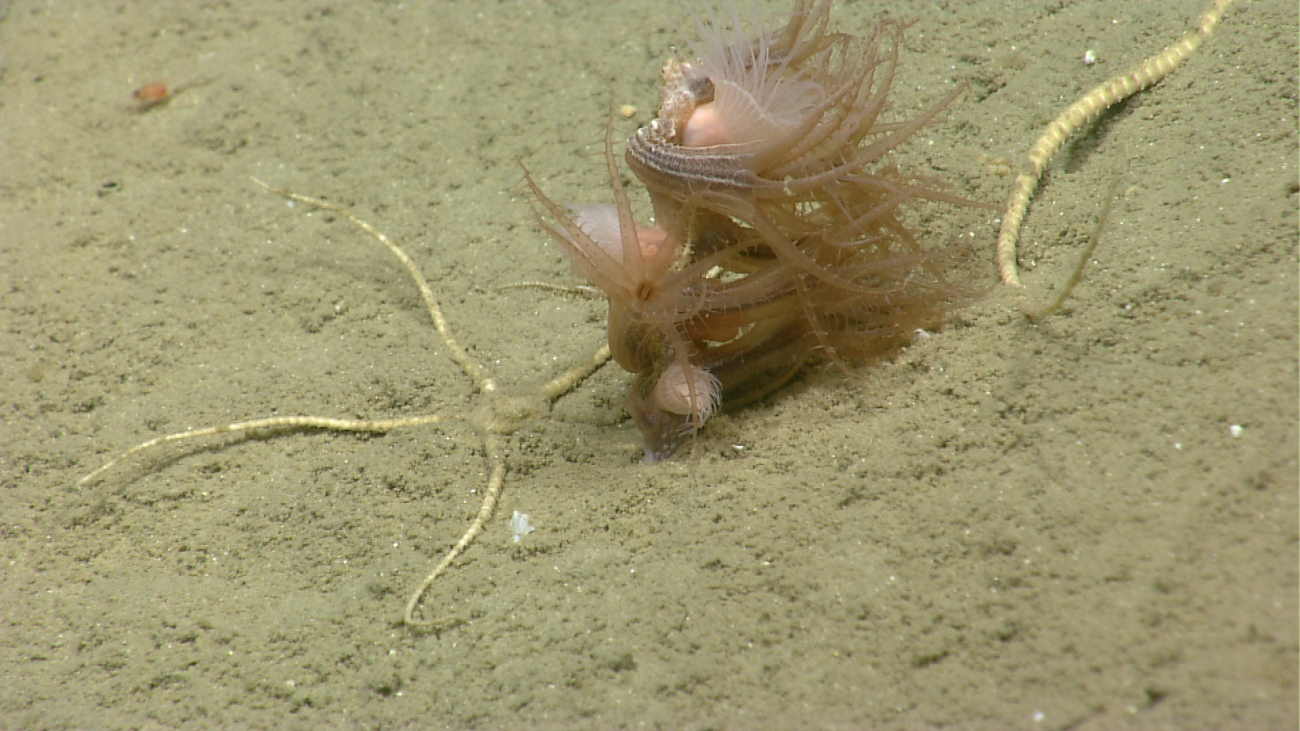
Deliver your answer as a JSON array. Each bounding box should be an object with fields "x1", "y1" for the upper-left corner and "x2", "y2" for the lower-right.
[
  {"x1": 1083, "y1": 49, "x2": 1097, "y2": 65},
  {"x1": 510, "y1": 511, "x2": 535, "y2": 543},
  {"x1": 1229, "y1": 424, "x2": 1243, "y2": 438}
]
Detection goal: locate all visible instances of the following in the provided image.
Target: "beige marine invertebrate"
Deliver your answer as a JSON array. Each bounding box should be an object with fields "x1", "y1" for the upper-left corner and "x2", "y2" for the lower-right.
[{"x1": 529, "y1": 0, "x2": 981, "y2": 460}]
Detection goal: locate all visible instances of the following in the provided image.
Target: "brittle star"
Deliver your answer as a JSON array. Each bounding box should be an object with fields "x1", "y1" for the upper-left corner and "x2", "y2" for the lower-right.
[{"x1": 79, "y1": 178, "x2": 611, "y2": 628}]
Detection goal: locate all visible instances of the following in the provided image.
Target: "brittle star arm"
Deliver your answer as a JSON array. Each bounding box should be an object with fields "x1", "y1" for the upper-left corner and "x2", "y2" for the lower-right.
[
  {"x1": 78, "y1": 181, "x2": 485, "y2": 486},
  {"x1": 401, "y1": 342, "x2": 612, "y2": 629},
  {"x1": 996, "y1": 0, "x2": 1235, "y2": 288},
  {"x1": 77, "y1": 414, "x2": 456, "y2": 487},
  {"x1": 250, "y1": 177, "x2": 499, "y2": 394}
]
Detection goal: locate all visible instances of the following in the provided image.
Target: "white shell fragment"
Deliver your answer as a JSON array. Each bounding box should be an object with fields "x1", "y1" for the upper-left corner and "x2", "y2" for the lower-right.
[{"x1": 510, "y1": 511, "x2": 535, "y2": 543}]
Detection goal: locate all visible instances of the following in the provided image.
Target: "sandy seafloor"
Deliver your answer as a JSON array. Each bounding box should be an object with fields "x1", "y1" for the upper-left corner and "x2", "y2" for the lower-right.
[{"x1": 2, "y1": 0, "x2": 1296, "y2": 729}]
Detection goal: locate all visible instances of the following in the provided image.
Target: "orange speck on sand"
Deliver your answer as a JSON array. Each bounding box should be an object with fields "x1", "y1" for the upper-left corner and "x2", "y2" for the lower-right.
[{"x1": 132, "y1": 81, "x2": 170, "y2": 109}]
